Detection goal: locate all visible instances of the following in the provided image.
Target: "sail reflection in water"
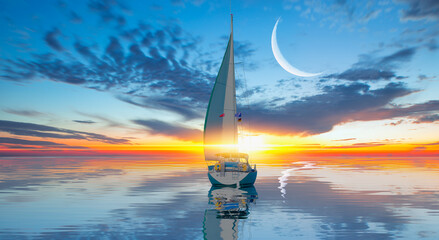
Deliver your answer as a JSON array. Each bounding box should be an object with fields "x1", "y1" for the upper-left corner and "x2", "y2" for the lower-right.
[{"x1": 203, "y1": 186, "x2": 258, "y2": 240}]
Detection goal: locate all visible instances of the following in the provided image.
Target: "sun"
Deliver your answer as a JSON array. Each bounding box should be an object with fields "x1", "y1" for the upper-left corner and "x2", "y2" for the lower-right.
[{"x1": 238, "y1": 134, "x2": 266, "y2": 153}]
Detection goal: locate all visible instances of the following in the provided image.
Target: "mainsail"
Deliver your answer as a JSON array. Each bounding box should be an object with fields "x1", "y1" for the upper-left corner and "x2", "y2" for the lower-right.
[{"x1": 204, "y1": 15, "x2": 237, "y2": 161}]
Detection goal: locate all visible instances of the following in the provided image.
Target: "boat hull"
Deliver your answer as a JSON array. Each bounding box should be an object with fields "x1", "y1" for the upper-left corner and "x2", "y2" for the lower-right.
[{"x1": 208, "y1": 171, "x2": 257, "y2": 186}]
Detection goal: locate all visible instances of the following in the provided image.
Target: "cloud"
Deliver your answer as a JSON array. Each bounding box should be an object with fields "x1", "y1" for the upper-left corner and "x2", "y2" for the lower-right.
[
  {"x1": 44, "y1": 28, "x2": 64, "y2": 51},
  {"x1": 1, "y1": 21, "x2": 219, "y2": 127},
  {"x1": 76, "y1": 112, "x2": 126, "y2": 128},
  {"x1": 70, "y1": 11, "x2": 83, "y2": 23},
  {"x1": 418, "y1": 74, "x2": 428, "y2": 80},
  {"x1": 132, "y1": 119, "x2": 201, "y2": 141},
  {"x1": 88, "y1": 0, "x2": 127, "y2": 26},
  {"x1": 414, "y1": 114, "x2": 439, "y2": 123},
  {"x1": 397, "y1": 0, "x2": 439, "y2": 21},
  {"x1": 1, "y1": 1, "x2": 258, "y2": 134},
  {"x1": 389, "y1": 119, "x2": 405, "y2": 126},
  {"x1": 57, "y1": 0, "x2": 67, "y2": 8},
  {"x1": 171, "y1": 0, "x2": 185, "y2": 7},
  {"x1": 170, "y1": 0, "x2": 206, "y2": 8},
  {"x1": 294, "y1": 0, "x2": 389, "y2": 31},
  {"x1": 235, "y1": 41, "x2": 258, "y2": 70},
  {"x1": 244, "y1": 82, "x2": 430, "y2": 135},
  {"x1": 333, "y1": 138, "x2": 356, "y2": 141},
  {"x1": 3, "y1": 109, "x2": 43, "y2": 117},
  {"x1": 326, "y1": 142, "x2": 385, "y2": 149},
  {"x1": 413, "y1": 146, "x2": 426, "y2": 151},
  {"x1": 241, "y1": 86, "x2": 265, "y2": 98},
  {"x1": 73, "y1": 120, "x2": 97, "y2": 124},
  {"x1": 326, "y1": 47, "x2": 417, "y2": 81},
  {"x1": 283, "y1": 0, "x2": 299, "y2": 10},
  {"x1": 105, "y1": 37, "x2": 124, "y2": 65},
  {"x1": 426, "y1": 38, "x2": 438, "y2": 51},
  {"x1": 117, "y1": 95, "x2": 203, "y2": 120},
  {"x1": 0, "y1": 137, "x2": 88, "y2": 149},
  {"x1": 378, "y1": 47, "x2": 417, "y2": 67},
  {"x1": 73, "y1": 41, "x2": 95, "y2": 59},
  {"x1": 234, "y1": 40, "x2": 256, "y2": 59},
  {"x1": 0, "y1": 120, "x2": 130, "y2": 144},
  {"x1": 326, "y1": 68, "x2": 396, "y2": 81},
  {"x1": 2, "y1": 1, "x2": 433, "y2": 142},
  {"x1": 418, "y1": 74, "x2": 436, "y2": 81},
  {"x1": 353, "y1": 100, "x2": 439, "y2": 121},
  {"x1": 424, "y1": 141, "x2": 439, "y2": 146},
  {"x1": 1, "y1": 19, "x2": 218, "y2": 121},
  {"x1": 360, "y1": 9, "x2": 382, "y2": 23}
]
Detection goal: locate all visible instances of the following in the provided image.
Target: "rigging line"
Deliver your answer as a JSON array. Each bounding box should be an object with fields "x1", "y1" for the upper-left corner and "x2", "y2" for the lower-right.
[{"x1": 241, "y1": 57, "x2": 253, "y2": 145}]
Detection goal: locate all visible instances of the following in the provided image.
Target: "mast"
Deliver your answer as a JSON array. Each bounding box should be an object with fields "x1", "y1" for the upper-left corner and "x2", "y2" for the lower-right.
[{"x1": 230, "y1": 0, "x2": 233, "y2": 43}]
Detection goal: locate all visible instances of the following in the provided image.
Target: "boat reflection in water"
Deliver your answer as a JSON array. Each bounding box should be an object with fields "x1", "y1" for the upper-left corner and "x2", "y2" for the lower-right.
[{"x1": 203, "y1": 186, "x2": 258, "y2": 240}]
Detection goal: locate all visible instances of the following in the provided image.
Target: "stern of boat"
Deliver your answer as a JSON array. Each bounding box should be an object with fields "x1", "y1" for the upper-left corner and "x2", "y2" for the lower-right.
[{"x1": 207, "y1": 165, "x2": 257, "y2": 186}]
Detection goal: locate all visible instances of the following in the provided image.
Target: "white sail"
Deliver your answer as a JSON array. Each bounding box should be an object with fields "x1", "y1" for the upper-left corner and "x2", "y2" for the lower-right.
[{"x1": 204, "y1": 16, "x2": 237, "y2": 161}]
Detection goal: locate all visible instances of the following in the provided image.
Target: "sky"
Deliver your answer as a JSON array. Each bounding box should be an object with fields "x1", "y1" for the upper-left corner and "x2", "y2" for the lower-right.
[{"x1": 0, "y1": 0, "x2": 438, "y2": 156}]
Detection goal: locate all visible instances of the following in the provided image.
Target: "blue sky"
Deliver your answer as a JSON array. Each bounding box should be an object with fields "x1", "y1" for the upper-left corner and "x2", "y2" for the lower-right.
[{"x1": 0, "y1": 0, "x2": 438, "y2": 152}]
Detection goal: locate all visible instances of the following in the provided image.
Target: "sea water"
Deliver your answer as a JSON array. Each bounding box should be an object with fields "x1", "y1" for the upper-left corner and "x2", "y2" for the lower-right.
[{"x1": 1, "y1": 155, "x2": 438, "y2": 239}]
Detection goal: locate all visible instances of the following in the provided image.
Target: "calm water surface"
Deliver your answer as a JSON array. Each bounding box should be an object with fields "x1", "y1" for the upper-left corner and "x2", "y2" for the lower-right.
[{"x1": 1, "y1": 156, "x2": 439, "y2": 239}]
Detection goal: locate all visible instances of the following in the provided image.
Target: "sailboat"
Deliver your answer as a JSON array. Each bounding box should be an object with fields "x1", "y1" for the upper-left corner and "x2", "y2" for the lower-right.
[{"x1": 204, "y1": 14, "x2": 257, "y2": 186}]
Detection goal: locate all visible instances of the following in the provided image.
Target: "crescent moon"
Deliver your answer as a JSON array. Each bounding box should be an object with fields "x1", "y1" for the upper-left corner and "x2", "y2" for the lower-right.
[{"x1": 271, "y1": 18, "x2": 322, "y2": 77}]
